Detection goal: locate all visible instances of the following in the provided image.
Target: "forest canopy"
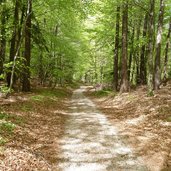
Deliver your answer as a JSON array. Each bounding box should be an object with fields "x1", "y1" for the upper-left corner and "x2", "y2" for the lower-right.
[{"x1": 0, "y1": 0, "x2": 171, "y2": 95}]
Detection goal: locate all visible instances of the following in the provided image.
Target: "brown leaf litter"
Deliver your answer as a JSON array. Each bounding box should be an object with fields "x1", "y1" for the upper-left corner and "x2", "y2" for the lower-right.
[
  {"x1": 86, "y1": 82, "x2": 171, "y2": 171},
  {"x1": 0, "y1": 88, "x2": 72, "y2": 171}
]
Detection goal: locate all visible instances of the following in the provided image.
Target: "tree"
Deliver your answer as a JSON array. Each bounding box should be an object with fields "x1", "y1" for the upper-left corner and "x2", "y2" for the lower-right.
[
  {"x1": 163, "y1": 17, "x2": 171, "y2": 85},
  {"x1": 0, "y1": 0, "x2": 6, "y2": 76},
  {"x1": 22, "y1": 0, "x2": 32, "y2": 92},
  {"x1": 147, "y1": 0, "x2": 155, "y2": 95},
  {"x1": 154, "y1": 0, "x2": 165, "y2": 90},
  {"x1": 113, "y1": 6, "x2": 120, "y2": 91},
  {"x1": 120, "y1": 1, "x2": 129, "y2": 92},
  {"x1": 140, "y1": 13, "x2": 148, "y2": 85},
  {"x1": 7, "y1": 0, "x2": 19, "y2": 87}
]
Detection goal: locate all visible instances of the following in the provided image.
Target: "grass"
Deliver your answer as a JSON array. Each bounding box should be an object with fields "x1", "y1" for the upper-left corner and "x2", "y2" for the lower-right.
[
  {"x1": 158, "y1": 106, "x2": 171, "y2": 122},
  {"x1": 0, "y1": 136, "x2": 7, "y2": 146},
  {"x1": 166, "y1": 116, "x2": 171, "y2": 122},
  {"x1": 0, "y1": 112, "x2": 9, "y2": 120},
  {"x1": 30, "y1": 95, "x2": 44, "y2": 101},
  {"x1": 0, "y1": 112, "x2": 24, "y2": 125},
  {"x1": 0, "y1": 122, "x2": 15, "y2": 134},
  {"x1": 21, "y1": 103, "x2": 33, "y2": 112},
  {"x1": 31, "y1": 88, "x2": 71, "y2": 102},
  {"x1": 0, "y1": 112, "x2": 23, "y2": 145},
  {"x1": 91, "y1": 90, "x2": 113, "y2": 97}
]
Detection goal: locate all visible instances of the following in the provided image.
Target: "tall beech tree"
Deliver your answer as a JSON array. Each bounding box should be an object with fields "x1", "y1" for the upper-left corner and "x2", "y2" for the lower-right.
[
  {"x1": 140, "y1": 13, "x2": 148, "y2": 85},
  {"x1": 147, "y1": 0, "x2": 155, "y2": 95},
  {"x1": 163, "y1": 17, "x2": 171, "y2": 84},
  {"x1": 22, "y1": 0, "x2": 32, "y2": 92},
  {"x1": 120, "y1": 1, "x2": 129, "y2": 92},
  {"x1": 0, "y1": 0, "x2": 6, "y2": 76},
  {"x1": 113, "y1": 6, "x2": 120, "y2": 91},
  {"x1": 154, "y1": 0, "x2": 165, "y2": 90},
  {"x1": 7, "y1": 0, "x2": 19, "y2": 86}
]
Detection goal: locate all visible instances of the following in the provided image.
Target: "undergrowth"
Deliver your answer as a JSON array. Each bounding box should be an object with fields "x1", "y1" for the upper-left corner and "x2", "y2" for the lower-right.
[
  {"x1": 90, "y1": 90, "x2": 115, "y2": 98},
  {"x1": 0, "y1": 112, "x2": 24, "y2": 146}
]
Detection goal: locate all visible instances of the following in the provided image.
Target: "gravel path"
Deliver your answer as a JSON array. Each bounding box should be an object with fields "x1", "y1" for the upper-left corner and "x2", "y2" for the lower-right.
[{"x1": 58, "y1": 87, "x2": 148, "y2": 171}]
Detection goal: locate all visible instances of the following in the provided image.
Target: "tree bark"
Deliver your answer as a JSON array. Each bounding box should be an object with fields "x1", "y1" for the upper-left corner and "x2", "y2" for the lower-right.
[
  {"x1": 120, "y1": 1, "x2": 129, "y2": 93},
  {"x1": 22, "y1": 0, "x2": 32, "y2": 92},
  {"x1": 147, "y1": 0, "x2": 155, "y2": 95},
  {"x1": 113, "y1": 6, "x2": 120, "y2": 91},
  {"x1": 140, "y1": 13, "x2": 148, "y2": 85},
  {"x1": 7, "y1": 0, "x2": 19, "y2": 86},
  {"x1": 163, "y1": 17, "x2": 171, "y2": 85},
  {"x1": 154, "y1": 0, "x2": 165, "y2": 90},
  {"x1": 0, "y1": 1, "x2": 6, "y2": 76},
  {"x1": 128, "y1": 26, "x2": 135, "y2": 83},
  {"x1": 135, "y1": 19, "x2": 142, "y2": 85}
]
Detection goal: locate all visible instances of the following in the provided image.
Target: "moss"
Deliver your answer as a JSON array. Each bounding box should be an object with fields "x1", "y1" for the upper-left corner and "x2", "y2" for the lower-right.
[
  {"x1": 166, "y1": 116, "x2": 171, "y2": 122},
  {"x1": 0, "y1": 136, "x2": 7, "y2": 146},
  {"x1": 0, "y1": 122, "x2": 15, "y2": 134},
  {"x1": 91, "y1": 90, "x2": 113, "y2": 97}
]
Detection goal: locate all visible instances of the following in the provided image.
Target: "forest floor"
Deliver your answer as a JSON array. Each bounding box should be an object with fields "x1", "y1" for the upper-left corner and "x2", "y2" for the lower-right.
[
  {"x1": 0, "y1": 87, "x2": 72, "y2": 170},
  {"x1": 86, "y1": 82, "x2": 171, "y2": 171},
  {"x1": 0, "y1": 83, "x2": 171, "y2": 171}
]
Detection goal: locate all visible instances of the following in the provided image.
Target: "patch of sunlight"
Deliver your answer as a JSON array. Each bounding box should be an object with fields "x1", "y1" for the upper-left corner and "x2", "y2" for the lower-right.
[
  {"x1": 62, "y1": 152, "x2": 113, "y2": 162},
  {"x1": 115, "y1": 146, "x2": 132, "y2": 155},
  {"x1": 126, "y1": 115, "x2": 146, "y2": 125},
  {"x1": 159, "y1": 121, "x2": 171, "y2": 126},
  {"x1": 117, "y1": 159, "x2": 137, "y2": 167},
  {"x1": 62, "y1": 142, "x2": 102, "y2": 152},
  {"x1": 17, "y1": 96, "x2": 28, "y2": 101},
  {"x1": 60, "y1": 162, "x2": 107, "y2": 171},
  {"x1": 6, "y1": 98, "x2": 16, "y2": 102},
  {"x1": 54, "y1": 111, "x2": 69, "y2": 115},
  {"x1": 60, "y1": 137, "x2": 82, "y2": 144},
  {"x1": 69, "y1": 106, "x2": 78, "y2": 109}
]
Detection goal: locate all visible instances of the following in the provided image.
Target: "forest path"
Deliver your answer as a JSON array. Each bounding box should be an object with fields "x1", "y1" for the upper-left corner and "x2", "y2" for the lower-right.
[{"x1": 58, "y1": 86, "x2": 148, "y2": 171}]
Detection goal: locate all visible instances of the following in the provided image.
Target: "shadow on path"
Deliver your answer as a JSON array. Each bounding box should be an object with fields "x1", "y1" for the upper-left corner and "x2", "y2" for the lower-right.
[{"x1": 58, "y1": 86, "x2": 148, "y2": 171}]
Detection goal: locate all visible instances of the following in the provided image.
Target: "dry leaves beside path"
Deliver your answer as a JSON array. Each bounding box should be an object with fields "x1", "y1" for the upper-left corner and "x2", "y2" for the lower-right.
[
  {"x1": 0, "y1": 88, "x2": 72, "y2": 171},
  {"x1": 86, "y1": 83, "x2": 171, "y2": 171}
]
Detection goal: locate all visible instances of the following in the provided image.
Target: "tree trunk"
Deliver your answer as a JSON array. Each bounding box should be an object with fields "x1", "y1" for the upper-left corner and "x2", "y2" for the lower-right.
[
  {"x1": 120, "y1": 1, "x2": 129, "y2": 93},
  {"x1": 22, "y1": 0, "x2": 32, "y2": 92},
  {"x1": 7, "y1": 0, "x2": 19, "y2": 86},
  {"x1": 0, "y1": 1, "x2": 6, "y2": 76},
  {"x1": 147, "y1": 0, "x2": 155, "y2": 96},
  {"x1": 140, "y1": 13, "x2": 148, "y2": 85},
  {"x1": 113, "y1": 6, "x2": 120, "y2": 91},
  {"x1": 154, "y1": 0, "x2": 165, "y2": 90},
  {"x1": 163, "y1": 17, "x2": 171, "y2": 85},
  {"x1": 128, "y1": 26, "x2": 135, "y2": 83},
  {"x1": 135, "y1": 19, "x2": 142, "y2": 85}
]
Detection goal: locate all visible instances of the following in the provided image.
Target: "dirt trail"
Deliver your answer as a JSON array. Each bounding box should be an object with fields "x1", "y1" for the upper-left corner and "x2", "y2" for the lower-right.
[{"x1": 58, "y1": 87, "x2": 148, "y2": 171}]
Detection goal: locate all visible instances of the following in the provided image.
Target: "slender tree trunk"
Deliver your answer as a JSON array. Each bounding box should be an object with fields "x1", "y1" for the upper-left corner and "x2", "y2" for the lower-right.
[
  {"x1": 154, "y1": 0, "x2": 165, "y2": 90},
  {"x1": 0, "y1": 1, "x2": 6, "y2": 76},
  {"x1": 128, "y1": 26, "x2": 135, "y2": 82},
  {"x1": 135, "y1": 19, "x2": 142, "y2": 85},
  {"x1": 7, "y1": 0, "x2": 19, "y2": 86},
  {"x1": 147, "y1": 0, "x2": 155, "y2": 95},
  {"x1": 163, "y1": 17, "x2": 171, "y2": 85},
  {"x1": 113, "y1": 6, "x2": 120, "y2": 91},
  {"x1": 140, "y1": 13, "x2": 148, "y2": 85},
  {"x1": 120, "y1": 1, "x2": 129, "y2": 93},
  {"x1": 22, "y1": 0, "x2": 32, "y2": 92}
]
